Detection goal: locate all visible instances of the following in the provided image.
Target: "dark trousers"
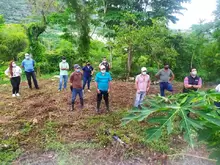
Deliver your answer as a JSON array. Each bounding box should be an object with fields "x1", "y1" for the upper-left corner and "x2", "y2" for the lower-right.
[
  {"x1": 97, "y1": 90, "x2": 109, "y2": 110},
  {"x1": 10, "y1": 76, "x2": 21, "y2": 94},
  {"x1": 83, "y1": 76, "x2": 92, "y2": 90},
  {"x1": 160, "y1": 82, "x2": 173, "y2": 96},
  {"x1": 25, "y1": 71, "x2": 39, "y2": 89},
  {"x1": 72, "y1": 88, "x2": 84, "y2": 106}
]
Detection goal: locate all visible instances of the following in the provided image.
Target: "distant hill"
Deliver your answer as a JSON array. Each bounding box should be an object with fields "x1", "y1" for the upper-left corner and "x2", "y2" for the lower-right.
[{"x1": 0, "y1": 0, "x2": 32, "y2": 23}]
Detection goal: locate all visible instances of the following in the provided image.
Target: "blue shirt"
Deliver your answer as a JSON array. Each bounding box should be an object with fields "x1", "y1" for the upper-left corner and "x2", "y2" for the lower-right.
[
  {"x1": 22, "y1": 59, "x2": 35, "y2": 72},
  {"x1": 82, "y1": 65, "x2": 94, "y2": 77},
  {"x1": 95, "y1": 72, "x2": 112, "y2": 91}
]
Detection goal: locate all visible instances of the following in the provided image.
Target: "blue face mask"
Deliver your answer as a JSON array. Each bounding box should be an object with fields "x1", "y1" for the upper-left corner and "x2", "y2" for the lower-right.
[{"x1": 76, "y1": 69, "x2": 80, "y2": 72}]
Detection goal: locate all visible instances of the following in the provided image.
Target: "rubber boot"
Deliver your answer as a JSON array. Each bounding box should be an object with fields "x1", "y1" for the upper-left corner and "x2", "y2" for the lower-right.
[
  {"x1": 97, "y1": 100, "x2": 101, "y2": 113},
  {"x1": 105, "y1": 99, "x2": 110, "y2": 112},
  {"x1": 71, "y1": 102, "x2": 74, "y2": 111},
  {"x1": 80, "y1": 98, "x2": 84, "y2": 109}
]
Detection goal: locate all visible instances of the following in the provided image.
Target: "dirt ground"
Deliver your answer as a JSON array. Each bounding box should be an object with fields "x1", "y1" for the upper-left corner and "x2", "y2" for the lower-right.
[{"x1": 0, "y1": 78, "x2": 215, "y2": 165}]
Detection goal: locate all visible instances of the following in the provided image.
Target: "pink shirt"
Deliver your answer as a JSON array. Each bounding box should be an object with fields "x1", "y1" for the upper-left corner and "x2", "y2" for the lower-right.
[{"x1": 136, "y1": 74, "x2": 150, "y2": 92}]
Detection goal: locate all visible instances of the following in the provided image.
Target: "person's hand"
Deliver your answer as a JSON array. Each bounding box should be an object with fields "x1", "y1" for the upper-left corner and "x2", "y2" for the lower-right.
[
  {"x1": 97, "y1": 89, "x2": 100, "y2": 94},
  {"x1": 137, "y1": 89, "x2": 140, "y2": 94},
  {"x1": 146, "y1": 87, "x2": 150, "y2": 93},
  {"x1": 108, "y1": 89, "x2": 110, "y2": 93}
]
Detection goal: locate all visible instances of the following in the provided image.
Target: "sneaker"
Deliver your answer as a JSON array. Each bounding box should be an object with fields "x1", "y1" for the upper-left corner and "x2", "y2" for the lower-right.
[
  {"x1": 12, "y1": 94, "x2": 16, "y2": 97},
  {"x1": 16, "y1": 93, "x2": 20, "y2": 97},
  {"x1": 88, "y1": 89, "x2": 91, "y2": 92}
]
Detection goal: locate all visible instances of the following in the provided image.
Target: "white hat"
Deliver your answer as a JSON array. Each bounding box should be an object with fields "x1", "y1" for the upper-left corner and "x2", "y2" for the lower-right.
[
  {"x1": 100, "y1": 65, "x2": 106, "y2": 70},
  {"x1": 25, "y1": 53, "x2": 30, "y2": 57},
  {"x1": 141, "y1": 67, "x2": 147, "y2": 72}
]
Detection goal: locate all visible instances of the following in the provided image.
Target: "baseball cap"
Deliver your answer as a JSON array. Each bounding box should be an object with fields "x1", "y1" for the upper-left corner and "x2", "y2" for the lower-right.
[
  {"x1": 74, "y1": 64, "x2": 81, "y2": 69},
  {"x1": 141, "y1": 67, "x2": 147, "y2": 72}
]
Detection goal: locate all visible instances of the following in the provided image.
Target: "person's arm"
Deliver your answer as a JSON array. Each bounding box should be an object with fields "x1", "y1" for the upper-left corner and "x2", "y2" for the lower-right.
[
  {"x1": 91, "y1": 66, "x2": 94, "y2": 75},
  {"x1": 147, "y1": 76, "x2": 151, "y2": 92},
  {"x1": 69, "y1": 73, "x2": 74, "y2": 84},
  {"x1": 18, "y1": 66, "x2": 22, "y2": 75},
  {"x1": 95, "y1": 74, "x2": 100, "y2": 93},
  {"x1": 169, "y1": 70, "x2": 175, "y2": 82},
  {"x1": 184, "y1": 77, "x2": 192, "y2": 89},
  {"x1": 155, "y1": 70, "x2": 160, "y2": 79},
  {"x1": 66, "y1": 63, "x2": 69, "y2": 70},
  {"x1": 4, "y1": 68, "x2": 10, "y2": 77},
  {"x1": 192, "y1": 78, "x2": 202, "y2": 89},
  {"x1": 135, "y1": 77, "x2": 139, "y2": 92},
  {"x1": 33, "y1": 60, "x2": 35, "y2": 67}
]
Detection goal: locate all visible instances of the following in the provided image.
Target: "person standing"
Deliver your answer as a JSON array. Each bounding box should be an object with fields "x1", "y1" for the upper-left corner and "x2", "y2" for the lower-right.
[
  {"x1": 183, "y1": 68, "x2": 202, "y2": 93},
  {"x1": 5, "y1": 61, "x2": 22, "y2": 97},
  {"x1": 69, "y1": 64, "x2": 83, "y2": 111},
  {"x1": 82, "y1": 62, "x2": 94, "y2": 92},
  {"x1": 21, "y1": 53, "x2": 39, "y2": 89},
  {"x1": 59, "y1": 57, "x2": 69, "y2": 91},
  {"x1": 155, "y1": 64, "x2": 175, "y2": 97},
  {"x1": 134, "y1": 67, "x2": 151, "y2": 109},
  {"x1": 99, "y1": 57, "x2": 110, "y2": 72},
  {"x1": 95, "y1": 65, "x2": 112, "y2": 113}
]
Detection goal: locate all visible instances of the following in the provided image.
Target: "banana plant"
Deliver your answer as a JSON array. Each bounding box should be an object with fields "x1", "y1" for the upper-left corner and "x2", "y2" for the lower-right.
[{"x1": 122, "y1": 90, "x2": 220, "y2": 164}]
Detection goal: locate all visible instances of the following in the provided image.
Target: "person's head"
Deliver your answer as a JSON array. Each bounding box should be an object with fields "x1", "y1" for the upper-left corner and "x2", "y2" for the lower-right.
[
  {"x1": 141, "y1": 67, "x2": 147, "y2": 75},
  {"x1": 25, "y1": 53, "x2": 30, "y2": 60},
  {"x1": 62, "y1": 57, "x2": 66, "y2": 63},
  {"x1": 74, "y1": 64, "x2": 81, "y2": 72},
  {"x1": 100, "y1": 65, "x2": 106, "y2": 74},
  {"x1": 86, "y1": 62, "x2": 90, "y2": 66},
  {"x1": 190, "y1": 68, "x2": 197, "y2": 77},
  {"x1": 164, "y1": 64, "x2": 169, "y2": 70},
  {"x1": 102, "y1": 57, "x2": 107, "y2": 63},
  {"x1": 9, "y1": 61, "x2": 16, "y2": 76}
]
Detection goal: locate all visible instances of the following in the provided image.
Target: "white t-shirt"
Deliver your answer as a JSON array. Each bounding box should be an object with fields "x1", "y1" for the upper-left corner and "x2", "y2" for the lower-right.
[
  {"x1": 216, "y1": 84, "x2": 220, "y2": 92},
  {"x1": 5, "y1": 66, "x2": 22, "y2": 77}
]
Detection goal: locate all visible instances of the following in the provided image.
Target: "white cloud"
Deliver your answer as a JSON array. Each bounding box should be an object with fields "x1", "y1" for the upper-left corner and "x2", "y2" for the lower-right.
[{"x1": 169, "y1": 0, "x2": 217, "y2": 30}]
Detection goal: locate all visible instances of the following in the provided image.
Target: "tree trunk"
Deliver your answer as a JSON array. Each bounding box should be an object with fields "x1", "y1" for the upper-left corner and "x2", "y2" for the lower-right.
[{"x1": 127, "y1": 45, "x2": 132, "y2": 80}]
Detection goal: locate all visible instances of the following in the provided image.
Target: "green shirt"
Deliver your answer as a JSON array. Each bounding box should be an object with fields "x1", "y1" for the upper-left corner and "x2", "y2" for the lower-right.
[{"x1": 59, "y1": 62, "x2": 69, "y2": 75}]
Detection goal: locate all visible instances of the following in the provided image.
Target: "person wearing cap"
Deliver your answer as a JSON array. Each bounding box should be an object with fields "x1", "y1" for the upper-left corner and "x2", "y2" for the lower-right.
[
  {"x1": 58, "y1": 57, "x2": 69, "y2": 91},
  {"x1": 69, "y1": 64, "x2": 83, "y2": 111},
  {"x1": 134, "y1": 67, "x2": 151, "y2": 109},
  {"x1": 183, "y1": 68, "x2": 202, "y2": 93},
  {"x1": 155, "y1": 64, "x2": 174, "y2": 96},
  {"x1": 21, "y1": 53, "x2": 39, "y2": 89},
  {"x1": 82, "y1": 62, "x2": 94, "y2": 92},
  {"x1": 99, "y1": 57, "x2": 110, "y2": 72},
  {"x1": 95, "y1": 65, "x2": 112, "y2": 113}
]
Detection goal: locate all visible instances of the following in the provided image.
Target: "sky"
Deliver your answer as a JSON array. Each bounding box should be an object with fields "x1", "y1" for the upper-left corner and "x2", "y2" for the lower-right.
[{"x1": 169, "y1": 0, "x2": 217, "y2": 30}]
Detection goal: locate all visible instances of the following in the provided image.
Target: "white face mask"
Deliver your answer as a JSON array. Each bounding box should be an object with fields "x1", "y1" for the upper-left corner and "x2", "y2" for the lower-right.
[
  {"x1": 191, "y1": 71, "x2": 197, "y2": 76},
  {"x1": 62, "y1": 60, "x2": 66, "y2": 63},
  {"x1": 25, "y1": 56, "x2": 30, "y2": 60},
  {"x1": 76, "y1": 69, "x2": 80, "y2": 72},
  {"x1": 142, "y1": 71, "x2": 147, "y2": 75},
  {"x1": 101, "y1": 70, "x2": 106, "y2": 74},
  {"x1": 12, "y1": 63, "x2": 16, "y2": 67}
]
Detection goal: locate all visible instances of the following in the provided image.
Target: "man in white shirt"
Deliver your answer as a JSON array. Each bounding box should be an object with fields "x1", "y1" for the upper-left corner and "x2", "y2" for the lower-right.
[{"x1": 59, "y1": 57, "x2": 69, "y2": 91}]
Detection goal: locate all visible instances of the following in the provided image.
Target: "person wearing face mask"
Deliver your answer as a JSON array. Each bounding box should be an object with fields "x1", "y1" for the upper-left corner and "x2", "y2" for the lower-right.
[
  {"x1": 69, "y1": 64, "x2": 83, "y2": 111},
  {"x1": 155, "y1": 64, "x2": 175, "y2": 97},
  {"x1": 183, "y1": 68, "x2": 202, "y2": 93},
  {"x1": 21, "y1": 53, "x2": 39, "y2": 89},
  {"x1": 5, "y1": 61, "x2": 22, "y2": 97},
  {"x1": 82, "y1": 62, "x2": 94, "y2": 92},
  {"x1": 99, "y1": 57, "x2": 110, "y2": 72},
  {"x1": 95, "y1": 65, "x2": 112, "y2": 113},
  {"x1": 58, "y1": 57, "x2": 69, "y2": 91},
  {"x1": 134, "y1": 67, "x2": 151, "y2": 109}
]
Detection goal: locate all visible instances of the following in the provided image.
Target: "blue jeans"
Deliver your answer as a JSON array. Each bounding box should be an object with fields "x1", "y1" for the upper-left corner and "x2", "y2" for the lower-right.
[
  {"x1": 59, "y1": 75, "x2": 68, "y2": 90},
  {"x1": 72, "y1": 88, "x2": 83, "y2": 104},
  {"x1": 134, "y1": 91, "x2": 146, "y2": 107},
  {"x1": 83, "y1": 76, "x2": 92, "y2": 90},
  {"x1": 160, "y1": 82, "x2": 173, "y2": 97}
]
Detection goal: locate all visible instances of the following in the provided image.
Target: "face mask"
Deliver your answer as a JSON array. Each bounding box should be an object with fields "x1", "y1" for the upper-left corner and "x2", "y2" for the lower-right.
[
  {"x1": 142, "y1": 71, "x2": 147, "y2": 75},
  {"x1": 12, "y1": 63, "x2": 16, "y2": 67},
  {"x1": 25, "y1": 56, "x2": 30, "y2": 60},
  {"x1": 101, "y1": 70, "x2": 106, "y2": 74},
  {"x1": 103, "y1": 60, "x2": 107, "y2": 63},
  {"x1": 76, "y1": 69, "x2": 80, "y2": 72},
  {"x1": 164, "y1": 67, "x2": 169, "y2": 70},
  {"x1": 191, "y1": 71, "x2": 197, "y2": 76},
  {"x1": 62, "y1": 60, "x2": 66, "y2": 63}
]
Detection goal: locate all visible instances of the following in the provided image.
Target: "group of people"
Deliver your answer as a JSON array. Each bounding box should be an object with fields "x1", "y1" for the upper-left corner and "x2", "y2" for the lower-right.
[{"x1": 4, "y1": 53, "x2": 220, "y2": 112}]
